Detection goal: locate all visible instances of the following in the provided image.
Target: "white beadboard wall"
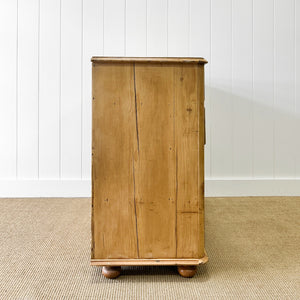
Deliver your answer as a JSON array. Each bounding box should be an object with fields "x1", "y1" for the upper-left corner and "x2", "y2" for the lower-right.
[{"x1": 0, "y1": 0, "x2": 300, "y2": 197}]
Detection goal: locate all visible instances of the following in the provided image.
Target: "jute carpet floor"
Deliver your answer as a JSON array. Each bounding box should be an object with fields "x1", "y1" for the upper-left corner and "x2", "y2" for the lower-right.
[{"x1": 0, "y1": 197, "x2": 299, "y2": 299}]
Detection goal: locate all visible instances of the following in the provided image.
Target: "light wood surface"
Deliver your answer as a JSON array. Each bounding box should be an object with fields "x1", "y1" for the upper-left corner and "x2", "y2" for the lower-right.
[
  {"x1": 91, "y1": 56, "x2": 208, "y2": 64},
  {"x1": 92, "y1": 58, "x2": 206, "y2": 268},
  {"x1": 92, "y1": 63, "x2": 138, "y2": 259},
  {"x1": 133, "y1": 63, "x2": 176, "y2": 258},
  {"x1": 91, "y1": 255, "x2": 208, "y2": 266}
]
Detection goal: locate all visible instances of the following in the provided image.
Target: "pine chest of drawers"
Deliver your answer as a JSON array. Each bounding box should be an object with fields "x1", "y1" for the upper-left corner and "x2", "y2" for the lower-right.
[{"x1": 91, "y1": 57, "x2": 208, "y2": 278}]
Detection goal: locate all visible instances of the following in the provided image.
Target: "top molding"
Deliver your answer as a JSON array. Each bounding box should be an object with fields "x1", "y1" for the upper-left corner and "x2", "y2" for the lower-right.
[{"x1": 91, "y1": 56, "x2": 208, "y2": 64}]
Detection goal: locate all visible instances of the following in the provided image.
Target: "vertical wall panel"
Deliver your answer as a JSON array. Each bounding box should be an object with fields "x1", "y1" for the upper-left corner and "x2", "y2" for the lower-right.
[
  {"x1": 126, "y1": 0, "x2": 146, "y2": 56},
  {"x1": 190, "y1": 0, "x2": 211, "y2": 178},
  {"x1": 210, "y1": 0, "x2": 233, "y2": 177},
  {"x1": 232, "y1": 0, "x2": 253, "y2": 177},
  {"x1": 147, "y1": 0, "x2": 168, "y2": 56},
  {"x1": 0, "y1": 0, "x2": 17, "y2": 178},
  {"x1": 103, "y1": 0, "x2": 125, "y2": 55},
  {"x1": 1, "y1": 0, "x2": 300, "y2": 192},
  {"x1": 82, "y1": 0, "x2": 103, "y2": 179},
  {"x1": 60, "y1": 0, "x2": 82, "y2": 178},
  {"x1": 39, "y1": 0, "x2": 60, "y2": 178},
  {"x1": 274, "y1": 0, "x2": 296, "y2": 177},
  {"x1": 168, "y1": 0, "x2": 189, "y2": 56},
  {"x1": 17, "y1": 0, "x2": 39, "y2": 178},
  {"x1": 253, "y1": 0, "x2": 274, "y2": 178},
  {"x1": 296, "y1": 0, "x2": 300, "y2": 177}
]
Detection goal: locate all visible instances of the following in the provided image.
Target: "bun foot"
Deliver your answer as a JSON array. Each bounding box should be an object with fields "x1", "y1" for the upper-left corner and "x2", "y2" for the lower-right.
[
  {"x1": 177, "y1": 265, "x2": 197, "y2": 278},
  {"x1": 102, "y1": 266, "x2": 121, "y2": 279}
]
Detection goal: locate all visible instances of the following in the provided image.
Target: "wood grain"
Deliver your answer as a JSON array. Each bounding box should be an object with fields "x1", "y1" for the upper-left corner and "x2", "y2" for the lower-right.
[
  {"x1": 92, "y1": 63, "x2": 138, "y2": 259},
  {"x1": 197, "y1": 65, "x2": 205, "y2": 257},
  {"x1": 175, "y1": 65, "x2": 205, "y2": 258},
  {"x1": 133, "y1": 63, "x2": 176, "y2": 258},
  {"x1": 91, "y1": 255, "x2": 208, "y2": 266},
  {"x1": 91, "y1": 57, "x2": 208, "y2": 64},
  {"x1": 92, "y1": 58, "x2": 206, "y2": 263},
  {"x1": 174, "y1": 65, "x2": 200, "y2": 213}
]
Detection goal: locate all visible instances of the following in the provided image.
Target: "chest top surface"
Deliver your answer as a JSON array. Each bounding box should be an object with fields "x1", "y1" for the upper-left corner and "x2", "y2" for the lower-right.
[{"x1": 91, "y1": 56, "x2": 207, "y2": 64}]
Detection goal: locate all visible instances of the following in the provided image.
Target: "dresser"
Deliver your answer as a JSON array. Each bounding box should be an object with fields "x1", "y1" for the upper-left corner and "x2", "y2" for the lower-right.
[{"x1": 91, "y1": 57, "x2": 208, "y2": 278}]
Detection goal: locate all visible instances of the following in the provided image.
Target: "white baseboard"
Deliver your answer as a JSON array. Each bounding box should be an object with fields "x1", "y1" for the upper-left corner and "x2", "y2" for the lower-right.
[
  {"x1": 205, "y1": 179, "x2": 300, "y2": 197},
  {"x1": 0, "y1": 179, "x2": 91, "y2": 198},
  {"x1": 0, "y1": 179, "x2": 299, "y2": 198}
]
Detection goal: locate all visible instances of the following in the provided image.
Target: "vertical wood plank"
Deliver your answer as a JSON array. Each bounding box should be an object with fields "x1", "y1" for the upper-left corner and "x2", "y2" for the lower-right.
[
  {"x1": 232, "y1": 0, "x2": 253, "y2": 177},
  {"x1": 0, "y1": 0, "x2": 17, "y2": 178},
  {"x1": 274, "y1": 0, "x2": 296, "y2": 177},
  {"x1": 103, "y1": 0, "x2": 125, "y2": 56},
  {"x1": 168, "y1": 0, "x2": 189, "y2": 56},
  {"x1": 147, "y1": 0, "x2": 168, "y2": 56},
  {"x1": 174, "y1": 65, "x2": 199, "y2": 213},
  {"x1": 125, "y1": 0, "x2": 146, "y2": 56},
  {"x1": 175, "y1": 65, "x2": 205, "y2": 258},
  {"x1": 82, "y1": 0, "x2": 103, "y2": 179},
  {"x1": 253, "y1": 0, "x2": 274, "y2": 178},
  {"x1": 197, "y1": 65, "x2": 205, "y2": 256},
  {"x1": 134, "y1": 63, "x2": 176, "y2": 258},
  {"x1": 17, "y1": 0, "x2": 39, "y2": 178},
  {"x1": 190, "y1": 0, "x2": 211, "y2": 178},
  {"x1": 92, "y1": 63, "x2": 138, "y2": 259},
  {"x1": 60, "y1": 0, "x2": 82, "y2": 178},
  {"x1": 177, "y1": 212, "x2": 204, "y2": 258},
  {"x1": 210, "y1": 0, "x2": 233, "y2": 177},
  {"x1": 39, "y1": 0, "x2": 60, "y2": 178}
]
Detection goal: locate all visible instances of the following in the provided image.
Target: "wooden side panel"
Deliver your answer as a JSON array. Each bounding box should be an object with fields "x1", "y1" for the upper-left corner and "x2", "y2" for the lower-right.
[
  {"x1": 175, "y1": 65, "x2": 200, "y2": 212},
  {"x1": 92, "y1": 62, "x2": 205, "y2": 261},
  {"x1": 92, "y1": 63, "x2": 138, "y2": 259},
  {"x1": 198, "y1": 65, "x2": 205, "y2": 257},
  {"x1": 134, "y1": 63, "x2": 176, "y2": 258},
  {"x1": 175, "y1": 65, "x2": 205, "y2": 258},
  {"x1": 176, "y1": 212, "x2": 203, "y2": 258}
]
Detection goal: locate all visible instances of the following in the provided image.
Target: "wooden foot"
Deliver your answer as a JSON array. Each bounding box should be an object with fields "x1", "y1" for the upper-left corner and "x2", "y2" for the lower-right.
[
  {"x1": 177, "y1": 265, "x2": 197, "y2": 278},
  {"x1": 102, "y1": 266, "x2": 121, "y2": 279}
]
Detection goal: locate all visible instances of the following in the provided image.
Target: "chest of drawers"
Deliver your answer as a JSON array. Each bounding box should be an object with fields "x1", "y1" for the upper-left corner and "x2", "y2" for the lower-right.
[{"x1": 91, "y1": 57, "x2": 208, "y2": 278}]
